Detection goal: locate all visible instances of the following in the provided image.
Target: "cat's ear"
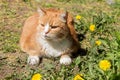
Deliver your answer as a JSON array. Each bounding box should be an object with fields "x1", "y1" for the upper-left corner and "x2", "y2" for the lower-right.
[
  {"x1": 60, "y1": 11, "x2": 67, "y2": 22},
  {"x1": 37, "y1": 8, "x2": 46, "y2": 17}
]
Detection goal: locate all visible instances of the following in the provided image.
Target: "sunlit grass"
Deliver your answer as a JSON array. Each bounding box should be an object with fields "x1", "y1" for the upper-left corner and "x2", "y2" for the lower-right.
[{"x1": 0, "y1": 0, "x2": 120, "y2": 80}]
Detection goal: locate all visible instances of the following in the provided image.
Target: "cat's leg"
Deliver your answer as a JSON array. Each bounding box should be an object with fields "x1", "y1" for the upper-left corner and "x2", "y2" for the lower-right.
[
  {"x1": 27, "y1": 55, "x2": 41, "y2": 65},
  {"x1": 27, "y1": 51, "x2": 42, "y2": 65},
  {"x1": 60, "y1": 55, "x2": 72, "y2": 65}
]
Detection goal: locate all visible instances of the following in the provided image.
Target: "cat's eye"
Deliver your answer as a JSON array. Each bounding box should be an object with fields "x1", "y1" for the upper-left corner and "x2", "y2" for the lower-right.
[
  {"x1": 41, "y1": 24, "x2": 44, "y2": 27},
  {"x1": 51, "y1": 26, "x2": 58, "y2": 28}
]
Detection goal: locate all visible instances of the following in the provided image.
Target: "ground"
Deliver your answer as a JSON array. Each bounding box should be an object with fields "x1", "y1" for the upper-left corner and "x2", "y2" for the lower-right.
[{"x1": 0, "y1": 0, "x2": 120, "y2": 80}]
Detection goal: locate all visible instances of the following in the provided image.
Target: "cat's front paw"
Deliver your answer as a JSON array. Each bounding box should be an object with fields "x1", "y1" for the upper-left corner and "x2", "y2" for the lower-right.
[
  {"x1": 60, "y1": 55, "x2": 72, "y2": 65},
  {"x1": 27, "y1": 56, "x2": 40, "y2": 65}
]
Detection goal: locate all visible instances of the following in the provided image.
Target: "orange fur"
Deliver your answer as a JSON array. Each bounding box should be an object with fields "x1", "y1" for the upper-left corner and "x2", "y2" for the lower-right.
[{"x1": 20, "y1": 8, "x2": 80, "y2": 65}]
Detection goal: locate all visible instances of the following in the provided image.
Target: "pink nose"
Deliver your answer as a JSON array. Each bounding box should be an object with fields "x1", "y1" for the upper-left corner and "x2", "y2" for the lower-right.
[
  {"x1": 45, "y1": 29, "x2": 50, "y2": 34},
  {"x1": 45, "y1": 31, "x2": 49, "y2": 34}
]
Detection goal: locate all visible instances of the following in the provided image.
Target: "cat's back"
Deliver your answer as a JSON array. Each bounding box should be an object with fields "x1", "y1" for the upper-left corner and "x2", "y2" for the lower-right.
[
  {"x1": 20, "y1": 13, "x2": 39, "y2": 51},
  {"x1": 21, "y1": 13, "x2": 39, "y2": 35}
]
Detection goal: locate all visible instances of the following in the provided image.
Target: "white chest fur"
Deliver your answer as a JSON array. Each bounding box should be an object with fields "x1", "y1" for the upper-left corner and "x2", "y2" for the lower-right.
[{"x1": 37, "y1": 37, "x2": 72, "y2": 57}]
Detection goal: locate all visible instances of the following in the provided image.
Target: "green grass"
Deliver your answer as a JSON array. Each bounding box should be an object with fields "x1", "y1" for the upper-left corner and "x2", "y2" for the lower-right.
[{"x1": 0, "y1": 0, "x2": 120, "y2": 80}]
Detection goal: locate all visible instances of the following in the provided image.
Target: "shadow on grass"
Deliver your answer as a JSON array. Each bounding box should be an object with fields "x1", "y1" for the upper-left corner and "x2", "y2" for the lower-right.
[
  {"x1": 72, "y1": 33, "x2": 87, "y2": 58},
  {"x1": 72, "y1": 48, "x2": 87, "y2": 58},
  {"x1": 111, "y1": 73, "x2": 120, "y2": 80}
]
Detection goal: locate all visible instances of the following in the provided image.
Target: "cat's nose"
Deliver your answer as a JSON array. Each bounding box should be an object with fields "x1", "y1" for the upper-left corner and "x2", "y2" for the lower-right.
[
  {"x1": 43, "y1": 33, "x2": 48, "y2": 37},
  {"x1": 45, "y1": 29, "x2": 50, "y2": 34},
  {"x1": 44, "y1": 23, "x2": 51, "y2": 34}
]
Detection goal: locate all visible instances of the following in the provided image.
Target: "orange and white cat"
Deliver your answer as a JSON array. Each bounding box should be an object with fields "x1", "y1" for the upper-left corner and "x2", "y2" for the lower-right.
[{"x1": 20, "y1": 8, "x2": 80, "y2": 65}]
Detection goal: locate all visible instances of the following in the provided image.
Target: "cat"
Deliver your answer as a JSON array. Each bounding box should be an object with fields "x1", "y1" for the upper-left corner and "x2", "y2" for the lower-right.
[{"x1": 20, "y1": 8, "x2": 80, "y2": 65}]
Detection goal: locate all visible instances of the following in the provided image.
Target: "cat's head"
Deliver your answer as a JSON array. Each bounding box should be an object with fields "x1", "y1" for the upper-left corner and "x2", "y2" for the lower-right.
[{"x1": 37, "y1": 8, "x2": 70, "y2": 41}]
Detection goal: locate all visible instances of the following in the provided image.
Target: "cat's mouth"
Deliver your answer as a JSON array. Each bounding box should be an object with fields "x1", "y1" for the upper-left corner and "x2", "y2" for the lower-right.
[
  {"x1": 41, "y1": 33, "x2": 67, "y2": 41},
  {"x1": 44, "y1": 36, "x2": 51, "y2": 39},
  {"x1": 42, "y1": 34, "x2": 52, "y2": 40}
]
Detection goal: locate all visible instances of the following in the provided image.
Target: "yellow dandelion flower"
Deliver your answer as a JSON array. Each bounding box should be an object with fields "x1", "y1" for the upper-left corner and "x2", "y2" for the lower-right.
[
  {"x1": 89, "y1": 24, "x2": 95, "y2": 31},
  {"x1": 76, "y1": 15, "x2": 82, "y2": 20},
  {"x1": 95, "y1": 40, "x2": 101, "y2": 46},
  {"x1": 99, "y1": 60, "x2": 111, "y2": 71},
  {"x1": 32, "y1": 73, "x2": 42, "y2": 80},
  {"x1": 74, "y1": 74, "x2": 84, "y2": 80}
]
